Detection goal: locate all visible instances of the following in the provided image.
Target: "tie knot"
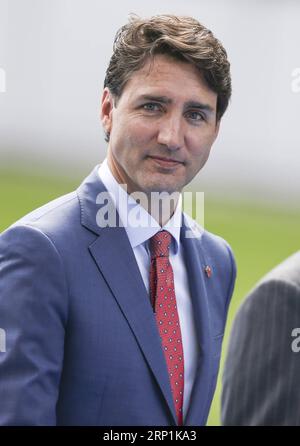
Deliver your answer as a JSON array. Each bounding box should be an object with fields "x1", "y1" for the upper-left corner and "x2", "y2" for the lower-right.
[{"x1": 150, "y1": 230, "x2": 172, "y2": 259}]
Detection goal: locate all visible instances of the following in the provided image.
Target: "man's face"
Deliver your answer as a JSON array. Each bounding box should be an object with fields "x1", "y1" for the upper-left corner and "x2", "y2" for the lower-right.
[{"x1": 101, "y1": 54, "x2": 220, "y2": 195}]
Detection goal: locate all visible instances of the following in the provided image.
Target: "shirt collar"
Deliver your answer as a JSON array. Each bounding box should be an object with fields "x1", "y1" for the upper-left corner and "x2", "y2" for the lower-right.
[{"x1": 98, "y1": 158, "x2": 182, "y2": 254}]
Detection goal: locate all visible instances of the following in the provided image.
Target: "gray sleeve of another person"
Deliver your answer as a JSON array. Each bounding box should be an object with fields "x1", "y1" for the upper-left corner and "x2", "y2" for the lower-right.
[{"x1": 222, "y1": 261, "x2": 300, "y2": 426}]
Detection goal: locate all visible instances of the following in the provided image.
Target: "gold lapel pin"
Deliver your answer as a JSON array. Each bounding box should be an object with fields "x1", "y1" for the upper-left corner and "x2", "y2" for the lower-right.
[{"x1": 204, "y1": 265, "x2": 212, "y2": 278}]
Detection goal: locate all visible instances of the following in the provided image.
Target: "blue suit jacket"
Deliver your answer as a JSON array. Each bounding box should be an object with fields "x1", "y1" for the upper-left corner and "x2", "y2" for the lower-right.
[{"x1": 0, "y1": 166, "x2": 236, "y2": 426}]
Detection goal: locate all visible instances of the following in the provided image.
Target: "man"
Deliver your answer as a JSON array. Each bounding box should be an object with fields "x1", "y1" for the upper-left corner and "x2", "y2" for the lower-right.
[
  {"x1": 0, "y1": 14, "x2": 236, "y2": 426},
  {"x1": 222, "y1": 251, "x2": 300, "y2": 425}
]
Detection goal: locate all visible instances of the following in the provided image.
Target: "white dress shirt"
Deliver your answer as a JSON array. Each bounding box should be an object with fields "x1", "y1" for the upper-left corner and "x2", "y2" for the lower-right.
[{"x1": 98, "y1": 158, "x2": 199, "y2": 421}]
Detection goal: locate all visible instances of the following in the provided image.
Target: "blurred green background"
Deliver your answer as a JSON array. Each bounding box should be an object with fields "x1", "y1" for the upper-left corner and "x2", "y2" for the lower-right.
[{"x1": 0, "y1": 166, "x2": 299, "y2": 425}]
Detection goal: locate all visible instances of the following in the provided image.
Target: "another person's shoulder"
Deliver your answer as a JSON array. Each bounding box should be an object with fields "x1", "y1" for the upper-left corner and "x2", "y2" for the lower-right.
[
  {"x1": 239, "y1": 251, "x2": 300, "y2": 319},
  {"x1": 246, "y1": 251, "x2": 300, "y2": 301},
  {"x1": 259, "y1": 251, "x2": 300, "y2": 288}
]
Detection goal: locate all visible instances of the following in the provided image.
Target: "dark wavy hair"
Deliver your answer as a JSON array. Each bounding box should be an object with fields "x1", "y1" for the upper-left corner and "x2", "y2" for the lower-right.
[{"x1": 104, "y1": 14, "x2": 231, "y2": 141}]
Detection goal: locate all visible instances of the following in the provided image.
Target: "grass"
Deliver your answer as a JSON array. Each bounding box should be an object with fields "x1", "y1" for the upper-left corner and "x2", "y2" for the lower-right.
[{"x1": 1, "y1": 168, "x2": 299, "y2": 425}]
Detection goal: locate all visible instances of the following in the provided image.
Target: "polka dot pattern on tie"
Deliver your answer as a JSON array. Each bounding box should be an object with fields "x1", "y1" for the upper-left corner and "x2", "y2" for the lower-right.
[{"x1": 149, "y1": 230, "x2": 184, "y2": 426}]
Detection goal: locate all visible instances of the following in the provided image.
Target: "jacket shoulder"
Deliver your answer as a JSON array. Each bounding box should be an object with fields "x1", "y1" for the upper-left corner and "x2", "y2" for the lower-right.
[
  {"x1": 183, "y1": 211, "x2": 235, "y2": 264},
  {"x1": 9, "y1": 191, "x2": 77, "y2": 228},
  {"x1": 1, "y1": 190, "x2": 81, "y2": 242}
]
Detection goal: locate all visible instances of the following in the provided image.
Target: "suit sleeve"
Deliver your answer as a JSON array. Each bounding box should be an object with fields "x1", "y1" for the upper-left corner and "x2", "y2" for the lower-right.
[
  {"x1": 224, "y1": 242, "x2": 237, "y2": 315},
  {"x1": 0, "y1": 224, "x2": 68, "y2": 425},
  {"x1": 221, "y1": 279, "x2": 300, "y2": 425}
]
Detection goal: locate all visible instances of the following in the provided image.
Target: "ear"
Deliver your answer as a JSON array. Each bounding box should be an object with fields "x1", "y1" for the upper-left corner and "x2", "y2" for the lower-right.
[
  {"x1": 101, "y1": 87, "x2": 114, "y2": 135},
  {"x1": 212, "y1": 119, "x2": 221, "y2": 143}
]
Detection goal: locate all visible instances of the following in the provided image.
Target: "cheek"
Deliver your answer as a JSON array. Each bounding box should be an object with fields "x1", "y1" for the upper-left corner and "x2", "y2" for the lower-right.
[
  {"x1": 134, "y1": 121, "x2": 157, "y2": 145},
  {"x1": 188, "y1": 131, "x2": 216, "y2": 158},
  {"x1": 187, "y1": 142, "x2": 213, "y2": 174},
  {"x1": 196, "y1": 148, "x2": 212, "y2": 167},
  {"x1": 119, "y1": 119, "x2": 154, "y2": 147}
]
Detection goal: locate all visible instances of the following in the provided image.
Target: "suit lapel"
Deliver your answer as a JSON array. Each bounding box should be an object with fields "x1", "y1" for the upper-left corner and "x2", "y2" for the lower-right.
[
  {"x1": 89, "y1": 227, "x2": 177, "y2": 424},
  {"x1": 77, "y1": 166, "x2": 177, "y2": 425},
  {"x1": 180, "y1": 217, "x2": 214, "y2": 426}
]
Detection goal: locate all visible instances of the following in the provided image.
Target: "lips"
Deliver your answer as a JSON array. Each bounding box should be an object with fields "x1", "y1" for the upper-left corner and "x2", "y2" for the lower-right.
[{"x1": 148, "y1": 156, "x2": 184, "y2": 167}]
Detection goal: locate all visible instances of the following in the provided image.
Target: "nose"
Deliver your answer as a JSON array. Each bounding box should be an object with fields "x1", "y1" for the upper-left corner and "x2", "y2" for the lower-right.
[{"x1": 157, "y1": 114, "x2": 184, "y2": 150}]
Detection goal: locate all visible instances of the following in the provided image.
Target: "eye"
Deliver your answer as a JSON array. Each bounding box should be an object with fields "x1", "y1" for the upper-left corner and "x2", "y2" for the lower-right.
[
  {"x1": 186, "y1": 111, "x2": 205, "y2": 122},
  {"x1": 142, "y1": 103, "x2": 162, "y2": 112}
]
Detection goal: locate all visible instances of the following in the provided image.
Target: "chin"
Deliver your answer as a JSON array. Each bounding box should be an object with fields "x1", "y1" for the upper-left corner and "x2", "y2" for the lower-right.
[{"x1": 143, "y1": 183, "x2": 182, "y2": 195}]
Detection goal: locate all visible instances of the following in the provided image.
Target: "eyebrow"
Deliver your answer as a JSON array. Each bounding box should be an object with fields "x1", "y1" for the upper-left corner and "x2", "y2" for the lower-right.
[{"x1": 137, "y1": 94, "x2": 215, "y2": 114}]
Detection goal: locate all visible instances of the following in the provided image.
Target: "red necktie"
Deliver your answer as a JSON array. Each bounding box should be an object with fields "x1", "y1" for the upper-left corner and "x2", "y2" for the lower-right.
[{"x1": 149, "y1": 230, "x2": 185, "y2": 426}]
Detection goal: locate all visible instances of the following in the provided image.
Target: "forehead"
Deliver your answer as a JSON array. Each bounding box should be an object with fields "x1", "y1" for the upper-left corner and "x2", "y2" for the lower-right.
[{"x1": 121, "y1": 54, "x2": 217, "y2": 104}]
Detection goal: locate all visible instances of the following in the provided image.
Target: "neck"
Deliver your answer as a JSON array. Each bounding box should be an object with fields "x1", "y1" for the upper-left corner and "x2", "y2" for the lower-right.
[{"x1": 147, "y1": 193, "x2": 179, "y2": 227}]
